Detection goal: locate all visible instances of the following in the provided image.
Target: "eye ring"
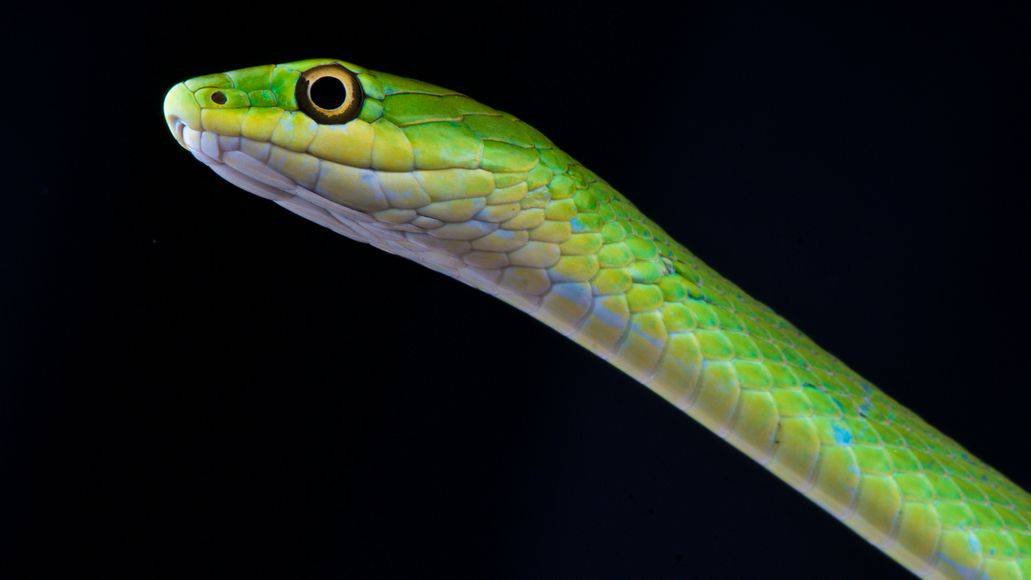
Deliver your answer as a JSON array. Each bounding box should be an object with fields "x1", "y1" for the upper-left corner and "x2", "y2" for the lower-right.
[{"x1": 295, "y1": 64, "x2": 364, "y2": 124}]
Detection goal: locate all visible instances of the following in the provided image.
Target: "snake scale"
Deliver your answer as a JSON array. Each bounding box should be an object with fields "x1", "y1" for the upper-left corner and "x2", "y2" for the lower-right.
[{"x1": 163, "y1": 58, "x2": 1029, "y2": 578}]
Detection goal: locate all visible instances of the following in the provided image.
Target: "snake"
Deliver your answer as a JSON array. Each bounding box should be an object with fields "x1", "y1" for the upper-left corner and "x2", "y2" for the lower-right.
[{"x1": 162, "y1": 58, "x2": 1029, "y2": 578}]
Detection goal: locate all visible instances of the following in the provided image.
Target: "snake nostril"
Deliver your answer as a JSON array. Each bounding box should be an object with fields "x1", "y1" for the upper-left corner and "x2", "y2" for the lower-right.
[{"x1": 211, "y1": 91, "x2": 227, "y2": 105}]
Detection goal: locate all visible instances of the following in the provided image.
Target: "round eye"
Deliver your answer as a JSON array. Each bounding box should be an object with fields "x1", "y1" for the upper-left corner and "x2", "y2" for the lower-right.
[
  {"x1": 210, "y1": 91, "x2": 227, "y2": 105},
  {"x1": 295, "y1": 64, "x2": 363, "y2": 124}
]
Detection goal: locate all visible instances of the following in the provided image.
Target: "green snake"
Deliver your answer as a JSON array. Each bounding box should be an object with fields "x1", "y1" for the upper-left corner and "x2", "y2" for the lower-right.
[{"x1": 163, "y1": 58, "x2": 1029, "y2": 578}]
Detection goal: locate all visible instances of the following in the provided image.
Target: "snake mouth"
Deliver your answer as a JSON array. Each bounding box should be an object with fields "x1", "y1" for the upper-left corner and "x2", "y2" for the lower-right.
[
  {"x1": 168, "y1": 118, "x2": 237, "y2": 167},
  {"x1": 168, "y1": 117, "x2": 187, "y2": 149},
  {"x1": 166, "y1": 118, "x2": 290, "y2": 201},
  {"x1": 165, "y1": 119, "x2": 420, "y2": 254},
  {"x1": 167, "y1": 121, "x2": 496, "y2": 283}
]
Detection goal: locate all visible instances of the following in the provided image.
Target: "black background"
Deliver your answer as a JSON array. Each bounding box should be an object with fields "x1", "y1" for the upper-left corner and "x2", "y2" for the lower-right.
[{"x1": 6, "y1": 1, "x2": 1030, "y2": 578}]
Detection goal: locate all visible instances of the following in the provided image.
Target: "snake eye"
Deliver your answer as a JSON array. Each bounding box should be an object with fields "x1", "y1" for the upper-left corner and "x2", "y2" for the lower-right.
[{"x1": 295, "y1": 64, "x2": 363, "y2": 124}]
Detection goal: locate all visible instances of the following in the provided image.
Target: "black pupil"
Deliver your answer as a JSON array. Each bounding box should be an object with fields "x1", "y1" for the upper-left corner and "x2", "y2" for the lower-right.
[{"x1": 309, "y1": 76, "x2": 347, "y2": 110}]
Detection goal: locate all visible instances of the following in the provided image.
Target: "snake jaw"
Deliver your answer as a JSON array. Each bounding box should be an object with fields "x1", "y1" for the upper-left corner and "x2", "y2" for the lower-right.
[{"x1": 164, "y1": 111, "x2": 483, "y2": 281}]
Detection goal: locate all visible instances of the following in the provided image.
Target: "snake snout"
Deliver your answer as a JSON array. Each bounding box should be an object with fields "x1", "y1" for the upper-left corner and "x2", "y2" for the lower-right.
[
  {"x1": 163, "y1": 82, "x2": 230, "y2": 165},
  {"x1": 163, "y1": 83, "x2": 201, "y2": 141}
]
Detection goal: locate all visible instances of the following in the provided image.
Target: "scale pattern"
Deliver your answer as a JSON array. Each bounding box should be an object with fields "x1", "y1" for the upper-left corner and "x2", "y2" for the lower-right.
[{"x1": 164, "y1": 59, "x2": 1031, "y2": 578}]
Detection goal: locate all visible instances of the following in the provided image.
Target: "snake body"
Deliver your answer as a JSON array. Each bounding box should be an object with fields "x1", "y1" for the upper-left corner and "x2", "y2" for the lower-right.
[{"x1": 163, "y1": 59, "x2": 1030, "y2": 577}]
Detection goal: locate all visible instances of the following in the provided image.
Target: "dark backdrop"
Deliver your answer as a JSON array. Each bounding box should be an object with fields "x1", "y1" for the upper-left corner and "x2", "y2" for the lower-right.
[{"x1": 6, "y1": 1, "x2": 1029, "y2": 578}]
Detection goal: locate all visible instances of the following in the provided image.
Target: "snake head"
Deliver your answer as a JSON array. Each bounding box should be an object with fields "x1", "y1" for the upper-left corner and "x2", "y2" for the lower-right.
[{"x1": 164, "y1": 59, "x2": 577, "y2": 264}]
